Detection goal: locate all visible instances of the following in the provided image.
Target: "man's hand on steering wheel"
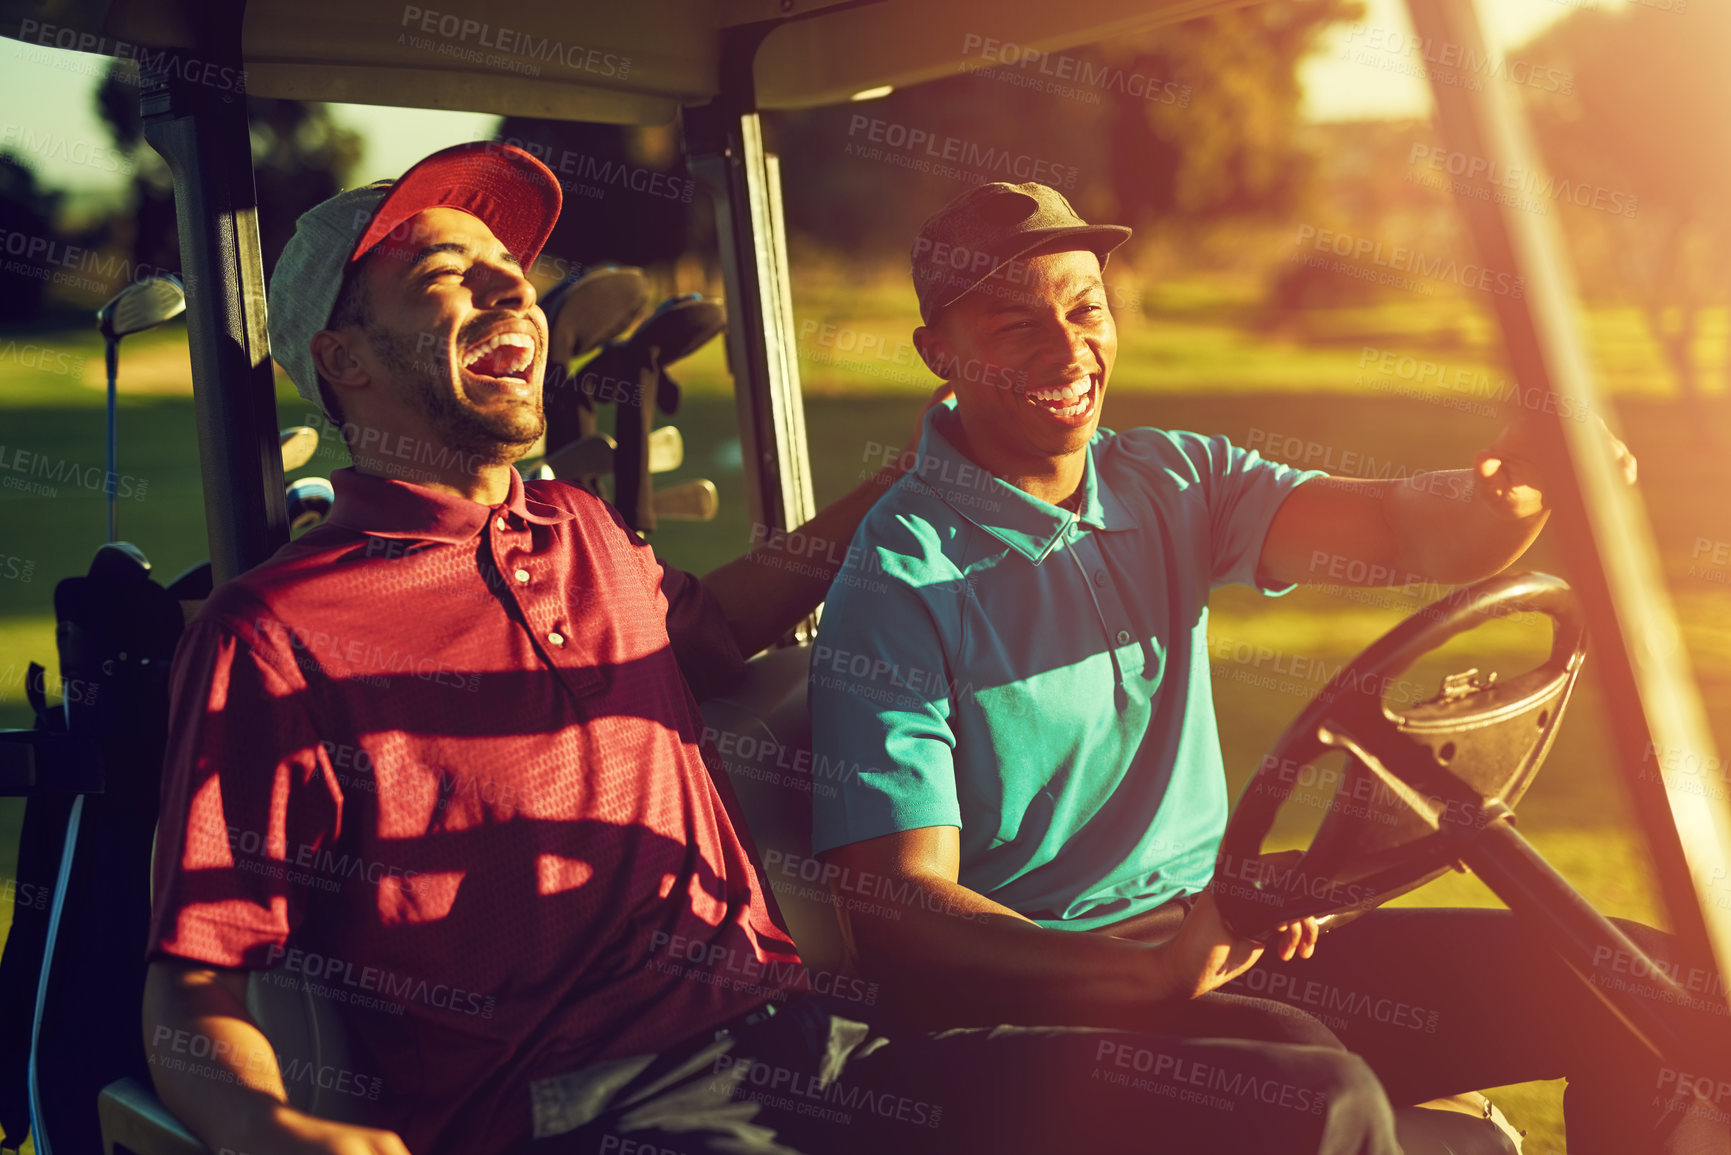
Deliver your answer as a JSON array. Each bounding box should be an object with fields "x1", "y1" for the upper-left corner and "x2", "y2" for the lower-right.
[
  {"x1": 1160, "y1": 870, "x2": 1319, "y2": 1001},
  {"x1": 1476, "y1": 415, "x2": 1637, "y2": 520}
]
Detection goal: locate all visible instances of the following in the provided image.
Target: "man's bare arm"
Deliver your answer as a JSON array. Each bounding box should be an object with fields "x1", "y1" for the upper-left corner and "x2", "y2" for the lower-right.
[
  {"x1": 820, "y1": 827, "x2": 1313, "y2": 1032},
  {"x1": 143, "y1": 958, "x2": 410, "y2": 1155},
  {"x1": 1256, "y1": 418, "x2": 1637, "y2": 590},
  {"x1": 1256, "y1": 470, "x2": 1546, "y2": 590},
  {"x1": 702, "y1": 385, "x2": 955, "y2": 657},
  {"x1": 701, "y1": 461, "x2": 904, "y2": 658}
]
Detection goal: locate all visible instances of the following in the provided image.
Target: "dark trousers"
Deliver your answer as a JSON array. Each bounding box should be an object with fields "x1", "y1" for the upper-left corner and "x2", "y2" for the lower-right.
[
  {"x1": 1109, "y1": 905, "x2": 1731, "y2": 1155},
  {"x1": 525, "y1": 996, "x2": 1399, "y2": 1155},
  {"x1": 524, "y1": 906, "x2": 1729, "y2": 1155}
]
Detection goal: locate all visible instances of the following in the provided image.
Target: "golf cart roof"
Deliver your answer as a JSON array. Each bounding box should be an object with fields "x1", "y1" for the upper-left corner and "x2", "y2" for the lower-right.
[{"x1": 1, "y1": 0, "x2": 1249, "y2": 121}]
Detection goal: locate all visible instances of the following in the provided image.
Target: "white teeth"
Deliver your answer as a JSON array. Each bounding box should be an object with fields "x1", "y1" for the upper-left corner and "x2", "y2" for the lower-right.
[
  {"x1": 1025, "y1": 380, "x2": 1089, "y2": 402},
  {"x1": 462, "y1": 331, "x2": 536, "y2": 374},
  {"x1": 1025, "y1": 379, "x2": 1094, "y2": 415}
]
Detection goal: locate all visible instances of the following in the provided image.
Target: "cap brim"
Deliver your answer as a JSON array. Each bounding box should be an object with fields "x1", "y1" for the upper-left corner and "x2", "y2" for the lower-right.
[
  {"x1": 352, "y1": 142, "x2": 562, "y2": 272},
  {"x1": 927, "y1": 223, "x2": 1133, "y2": 320}
]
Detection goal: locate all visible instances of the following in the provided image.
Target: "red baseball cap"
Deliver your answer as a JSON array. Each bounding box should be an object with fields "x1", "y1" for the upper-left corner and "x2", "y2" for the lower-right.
[{"x1": 353, "y1": 140, "x2": 562, "y2": 267}]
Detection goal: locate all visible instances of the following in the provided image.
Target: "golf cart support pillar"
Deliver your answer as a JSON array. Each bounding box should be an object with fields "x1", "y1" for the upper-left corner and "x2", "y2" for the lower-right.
[
  {"x1": 683, "y1": 23, "x2": 819, "y2": 638},
  {"x1": 1407, "y1": 0, "x2": 1731, "y2": 992},
  {"x1": 142, "y1": 55, "x2": 289, "y2": 584}
]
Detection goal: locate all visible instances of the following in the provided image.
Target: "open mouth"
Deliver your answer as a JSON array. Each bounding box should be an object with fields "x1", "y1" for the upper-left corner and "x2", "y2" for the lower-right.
[
  {"x1": 461, "y1": 331, "x2": 537, "y2": 382},
  {"x1": 1023, "y1": 376, "x2": 1097, "y2": 422}
]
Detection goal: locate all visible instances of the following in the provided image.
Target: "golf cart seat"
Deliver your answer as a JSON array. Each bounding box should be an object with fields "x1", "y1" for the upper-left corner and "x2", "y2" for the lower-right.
[
  {"x1": 96, "y1": 820, "x2": 376, "y2": 1155},
  {"x1": 698, "y1": 642, "x2": 849, "y2": 979}
]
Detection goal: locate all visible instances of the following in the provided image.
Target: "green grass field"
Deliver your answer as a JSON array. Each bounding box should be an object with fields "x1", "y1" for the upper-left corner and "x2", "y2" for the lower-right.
[{"x1": 2, "y1": 277, "x2": 1728, "y2": 1152}]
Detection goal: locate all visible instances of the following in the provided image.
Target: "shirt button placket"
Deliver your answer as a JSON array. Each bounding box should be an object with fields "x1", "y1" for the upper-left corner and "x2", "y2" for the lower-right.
[{"x1": 1080, "y1": 541, "x2": 1137, "y2": 656}]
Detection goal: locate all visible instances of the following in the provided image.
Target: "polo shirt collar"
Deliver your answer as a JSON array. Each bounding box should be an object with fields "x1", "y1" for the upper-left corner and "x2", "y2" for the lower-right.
[
  {"x1": 915, "y1": 400, "x2": 1126, "y2": 565},
  {"x1": 326, "y1": 465, "x2": 574, "y2": 542}
]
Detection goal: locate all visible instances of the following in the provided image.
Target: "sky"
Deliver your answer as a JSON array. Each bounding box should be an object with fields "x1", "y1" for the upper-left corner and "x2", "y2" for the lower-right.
[
  {"x1": 1297, "y1": 0, "x2": 1583, "y2": 120},
  {"x1": 0, "y1": 0, "x2": 1601, "y2": 200}
]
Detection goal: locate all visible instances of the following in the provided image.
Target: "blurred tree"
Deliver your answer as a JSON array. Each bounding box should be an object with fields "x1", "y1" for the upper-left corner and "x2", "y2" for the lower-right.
[
  {"x1": 768, "y1": 1, "x2": 1361, "y2": 268},
  {"x1": 95, "y1": 60, "x2": 363, "y2": 281},
  {"x1": 490, "y1": 116, "x2": 713, "y2": 285},
  {"x1": 1096, "y1": 0, "x2": 1363, "y2": 230},
  {"x1": 1525, "y1": 3, "x2": 1731, "y2": 411},
  {"x1": 0, "y1": 154, "x2": 63, "y2": 324}
]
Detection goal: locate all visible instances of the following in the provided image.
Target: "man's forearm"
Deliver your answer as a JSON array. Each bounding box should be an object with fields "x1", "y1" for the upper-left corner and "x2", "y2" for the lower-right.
[
  {"x1": 142, "y1": 962, "x2": 296, "y2": 1152},
  {"x1": 837, "y1": 872, "x2": 1186, "y2": 1029},
  {"x1": 1382, "y1": 469, "x2": 1549, "y2": 585},
  {"x1": 703, "y1": 464, "x2": 903, "y2": 657}
]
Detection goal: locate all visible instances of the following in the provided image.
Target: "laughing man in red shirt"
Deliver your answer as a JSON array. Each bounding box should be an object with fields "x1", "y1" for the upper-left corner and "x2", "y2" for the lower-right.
[{"x1": 142, "y1": 142, "x2": 1400, "y2": 1155}]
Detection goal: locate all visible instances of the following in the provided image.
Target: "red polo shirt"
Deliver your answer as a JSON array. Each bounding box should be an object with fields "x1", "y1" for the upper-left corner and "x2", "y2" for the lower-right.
[{"x1": 147, "y1": 467, "x2": 804, "y2": 1155}]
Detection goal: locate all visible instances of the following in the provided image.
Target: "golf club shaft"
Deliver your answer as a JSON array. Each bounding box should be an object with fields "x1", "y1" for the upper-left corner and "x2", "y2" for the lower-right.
[{"x1": 105, "y1": 341, "x2": 119, "y2": 542}]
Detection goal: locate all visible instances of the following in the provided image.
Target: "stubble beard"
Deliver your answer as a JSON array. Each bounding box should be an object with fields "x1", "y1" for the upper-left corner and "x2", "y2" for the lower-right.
[{"x1": 371, "y1": 324, "x2": 544, "y2": 468}]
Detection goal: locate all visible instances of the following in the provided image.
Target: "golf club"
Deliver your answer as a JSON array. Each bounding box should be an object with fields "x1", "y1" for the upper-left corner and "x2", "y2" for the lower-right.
[
  {"x1": 280, "y1": 426, "x2": 320, "y2": 472},
  {"x1": 95, "y1": 275, "x2": 186, "y2": 542},
  {"x1": 542, "y1": 264, "x2": 651, "y2": 367},
  {"x1": 651, "y1": 479, "x2": 719, "y2": 522},
  {"x1": 534, "y1": 426, "x2": 684, "y2": 481},
  {"x1": 543, "y1": 434, "x2": 616, "y2": 481},
  {"x1": 647, "y1": 426, "x2": 684, "y2": 474},
  {"x1": 286, "y1": 477, "x2": 336, "y2": 533},
  {"x1": 87, "y1": 541, "x2": 151, "y2": 583}
]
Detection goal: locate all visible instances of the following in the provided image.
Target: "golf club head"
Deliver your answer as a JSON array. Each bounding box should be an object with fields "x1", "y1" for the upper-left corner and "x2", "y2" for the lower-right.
[
  {"x1": 98, "y1": 275, "x2": 186, "y2": 542},
  {"x1": 536, "y1": 426, "x2": 679, "y2": 481},
  {"x1": 165, "y1": 560, "x2": 215, "y2": 602},
  {"x1": 97, "y1": 275, "x2": 186, "y2": 341},
  {"x1": 89, "y1": 540, "x2": 152, "y2": 581},
  {"x1": 647, "y1": 425, "x2": 683, "y2": 474},
  {"x1": 632, "y1": 294, "x2": 726, "y2": 370},
  {"x1": 280, "y1": 426, "x2": 321, "y2": 472},
  {"x1": 543, "y1": 265, "x2": 651, "y2": 366},
  {"x1": 657, "y1": 367, "x2": 682, "y2": 417},
  {"x1": 652, "y1": 479, "x2": 719, "y2": 521},
  {"x1": 521, "y1": 462, "x2": 556, "y2": 482},
  {"x1": 286, "y1": 477, "x2": 336, "y2": 532},
  {"x1": 573, "y1": 295, "x2": 722, "y2": 420},
  {"x1": 543, "y1": 433, "x2": 616, "y2": 480}
]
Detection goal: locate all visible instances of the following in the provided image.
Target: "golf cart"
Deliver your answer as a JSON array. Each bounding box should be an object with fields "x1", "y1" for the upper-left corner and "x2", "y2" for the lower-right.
[{"x1": 0, "y1": 0, "x2": 1727, "y2": 1153}]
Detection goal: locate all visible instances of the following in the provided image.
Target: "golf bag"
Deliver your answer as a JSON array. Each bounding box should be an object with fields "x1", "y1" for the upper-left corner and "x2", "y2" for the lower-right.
[{"x1": 0, "y1": 556, "x2": 185, "y2": 1154}]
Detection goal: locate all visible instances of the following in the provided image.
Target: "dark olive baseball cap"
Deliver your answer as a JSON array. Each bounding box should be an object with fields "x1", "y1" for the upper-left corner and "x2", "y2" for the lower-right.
[{"x1": 910, "y1": 182, "x2": 1132, "y2": 325}]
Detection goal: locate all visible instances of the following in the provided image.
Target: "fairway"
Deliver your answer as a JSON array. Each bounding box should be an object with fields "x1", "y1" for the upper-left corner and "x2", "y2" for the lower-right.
[{"x1": 2, "y1": 280, "x2": 1727, "y2": 1154}]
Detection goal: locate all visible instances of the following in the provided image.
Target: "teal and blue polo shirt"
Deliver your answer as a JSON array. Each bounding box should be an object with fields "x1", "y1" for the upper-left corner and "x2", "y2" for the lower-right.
[{"x1": 808, "y1": 398, "x2": 1324, "y2": 930}]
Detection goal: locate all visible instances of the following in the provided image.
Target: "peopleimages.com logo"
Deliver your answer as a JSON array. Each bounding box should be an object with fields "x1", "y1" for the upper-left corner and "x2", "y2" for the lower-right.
[
  {"x1": 15, "y1": 19, "x2": 247, "y2": 91},
  {"x1": 845, "y1": 114, "x2": 1080, "y2": 190},
  {"x1": 398, "y1": 6, "x2": 630, "y2": 79}
]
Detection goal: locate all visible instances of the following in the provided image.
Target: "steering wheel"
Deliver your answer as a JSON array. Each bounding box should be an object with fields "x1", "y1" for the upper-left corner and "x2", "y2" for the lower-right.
[
  {"x1": 1214, "y1": 571, "x2": 1586, "y2": 940},
  {"x1": 1210, "y1": 571, "x2": 1729, "y2": 1069}
]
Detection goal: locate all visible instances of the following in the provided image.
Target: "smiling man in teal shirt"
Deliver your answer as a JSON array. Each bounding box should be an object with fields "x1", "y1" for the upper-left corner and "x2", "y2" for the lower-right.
[
  {"x1": 801, "y1": 183, "x2": 1716, "y2": 1155},
  {"x1": 810, "y1": 398, "x2": 1323, "y2": 930}
]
